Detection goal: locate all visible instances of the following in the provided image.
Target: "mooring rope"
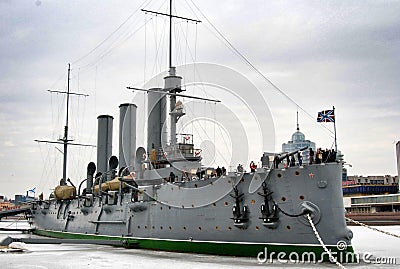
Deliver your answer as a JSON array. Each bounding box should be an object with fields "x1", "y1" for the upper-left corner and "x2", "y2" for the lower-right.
[
  {"x1": 307, "y1": 214, "x2": 347, "y2": 269},
  {"x1": 345, "y1": 217, "x2": 400, "y2": 239}
]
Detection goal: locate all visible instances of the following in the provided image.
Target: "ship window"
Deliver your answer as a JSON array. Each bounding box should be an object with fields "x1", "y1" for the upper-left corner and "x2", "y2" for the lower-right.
[
  {"x1": 299, "y1": 195, "x2": 305, "y2": 200},
  {"x1": 198, "y1": 227, "x2": 202, "y2": 231},
  {"x1": 228, "y1": 226, "x2": 232, "y2": 230},
  {"x1": 183, "y1": 226, "x2": 186, "y2": 230},
  {"x1": 138, "y1": 226, "x2": 140, "y2": 229},
  {"x1": 169, "y1": 226, "x2": 172, "y2": 230},
  {"x1": 255, "y1": 226, "x2": 260, "y2": 230},
  {"x1": 215, "y1": 226, "x2": 219, "y2": 230},
  {"x1": 281, "y1": 197, "x2": 286, "y2": 202},
  {"x1": 286, "y1": 225, "x2": 291, "y2": 230},
  {"x1": 160, "y1": 226, "x2": 163, "y2": 230}
]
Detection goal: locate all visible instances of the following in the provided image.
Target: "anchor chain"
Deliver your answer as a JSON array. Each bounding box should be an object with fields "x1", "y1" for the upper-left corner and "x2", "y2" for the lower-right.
[
  {"x1": 307, "y1": 214, "x2": 347, "y2": 269},
  {"x1": 345, "y1": 217, "x2": 400, "y2": 239}
]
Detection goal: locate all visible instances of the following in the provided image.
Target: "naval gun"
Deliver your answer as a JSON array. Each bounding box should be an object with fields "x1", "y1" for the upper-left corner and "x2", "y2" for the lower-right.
[{"x1": 274, "y1": 146, "x2": 308, "y2": 167}]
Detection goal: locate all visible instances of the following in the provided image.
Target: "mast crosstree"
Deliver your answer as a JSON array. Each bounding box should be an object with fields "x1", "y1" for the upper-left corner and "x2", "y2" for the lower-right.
[
  {"x1": 140, "y1": 1, "x2": 203, "y2": 148},
  {"x1": 141, "y1": 0, "x2": 201, "y2": 69},
  {"x1": 35, "y1": 64, "x2": 94, "y2": 186}
]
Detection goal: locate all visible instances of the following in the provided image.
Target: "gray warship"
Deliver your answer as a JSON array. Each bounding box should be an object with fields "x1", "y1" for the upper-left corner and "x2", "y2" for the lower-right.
[{"x1": 29, "y1": 1, "x2": 354, "y2": 261}]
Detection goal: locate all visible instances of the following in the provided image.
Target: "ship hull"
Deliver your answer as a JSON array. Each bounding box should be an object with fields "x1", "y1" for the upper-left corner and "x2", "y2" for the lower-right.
[{"x1": 31, "y1": 163, "x2": 355, "y2": 261}]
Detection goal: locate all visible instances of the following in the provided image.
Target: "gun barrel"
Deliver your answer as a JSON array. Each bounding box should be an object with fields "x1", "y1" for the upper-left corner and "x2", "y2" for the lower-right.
[{"x1": 278, "y1": 146, "x2": 308, "y2": 161}]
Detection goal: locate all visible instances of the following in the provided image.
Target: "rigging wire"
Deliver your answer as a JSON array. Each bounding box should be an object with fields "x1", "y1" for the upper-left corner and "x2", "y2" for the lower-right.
[
  {"x1": 188, "y1": 0, "x2": 335, "y2": 137},
  {"x1": 71, "y1": 0, "x2": 153, "y2": 65},
  {"x1": 79, "y1": 20, "x2": 151, "y2": 71}
]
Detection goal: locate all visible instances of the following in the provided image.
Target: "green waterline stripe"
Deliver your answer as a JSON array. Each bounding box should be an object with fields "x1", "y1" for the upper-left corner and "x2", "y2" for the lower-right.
[{"x1": 33, "y1": 229, "x2": 356, "y2": 262}]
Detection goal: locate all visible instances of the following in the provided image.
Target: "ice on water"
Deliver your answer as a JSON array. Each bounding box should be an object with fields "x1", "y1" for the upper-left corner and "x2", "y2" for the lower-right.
[{"x1": 0, "y1": 220, "x2": 399, "y2": 269}]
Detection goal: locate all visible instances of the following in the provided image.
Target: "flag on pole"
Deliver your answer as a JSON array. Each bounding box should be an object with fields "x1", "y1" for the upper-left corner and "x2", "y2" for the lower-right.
[
  {"x1": 28, "y1": 187, "x2": 36, "y2": 194},
  {"x1": 317, "y1": 110, "x2": 335, "y2": 122}
]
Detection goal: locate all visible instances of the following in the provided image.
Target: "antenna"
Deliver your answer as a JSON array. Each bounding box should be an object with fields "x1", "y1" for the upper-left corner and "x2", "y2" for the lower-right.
[
  {"x1": 296, "y1": 109, "x2": 299, "y2": 131},
  {"x1": 141, "y1": 0, "x2": 201, "y2": 70}
]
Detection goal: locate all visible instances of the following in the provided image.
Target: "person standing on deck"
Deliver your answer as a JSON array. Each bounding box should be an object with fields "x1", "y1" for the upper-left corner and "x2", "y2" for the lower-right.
[
  {"x1": 309, "y1": 148, "x2": 314, "y2": 164},
  {"x1": 297, "y1": 151, "x2": 303, "y2": 166}
]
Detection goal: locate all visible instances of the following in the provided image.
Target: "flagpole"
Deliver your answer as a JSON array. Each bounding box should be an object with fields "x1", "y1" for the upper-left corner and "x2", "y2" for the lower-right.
[{"x1": 333, "y1": 106, "x2": 337, "y2": 152}]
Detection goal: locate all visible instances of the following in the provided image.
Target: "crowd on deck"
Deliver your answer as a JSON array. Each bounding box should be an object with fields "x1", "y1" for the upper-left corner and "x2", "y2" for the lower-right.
[
  {"x1": 166, "y1": 147, "x2": 337, "y2": 182},
  {"x1": 273, "y1": 147, "x2": 337, "y2": 169}
]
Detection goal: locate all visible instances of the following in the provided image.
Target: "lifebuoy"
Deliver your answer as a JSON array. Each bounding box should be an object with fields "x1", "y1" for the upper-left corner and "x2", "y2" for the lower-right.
[
  {"x1": 142, "y1": 153, "x2": 147, "y2": 160},
  {"x1": 195, "y1": 150, "x2": 201, "y2": 157}
]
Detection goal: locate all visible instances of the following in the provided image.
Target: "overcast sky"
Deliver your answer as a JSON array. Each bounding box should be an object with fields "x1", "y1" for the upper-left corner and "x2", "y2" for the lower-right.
[{"x1": 1, "y1": 0, "x2": 399, "y2": 199}]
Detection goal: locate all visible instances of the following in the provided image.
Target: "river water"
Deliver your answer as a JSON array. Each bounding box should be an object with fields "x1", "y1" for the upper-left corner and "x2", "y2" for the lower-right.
[{"x1": 0, "y1": 220, "x2": 398, "y2": 269}]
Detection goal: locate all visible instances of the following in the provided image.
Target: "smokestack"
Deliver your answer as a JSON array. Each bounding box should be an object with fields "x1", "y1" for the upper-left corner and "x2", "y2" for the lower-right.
[
  {"x1": 147, "y1": 88, "x2": 164, "y2": 153},
  {"x1": 97, "y1": 115, "x2": 113, "y2": 176},
  {"x1": 119, "y1": 103, "x2": 137, "y2": 170}
]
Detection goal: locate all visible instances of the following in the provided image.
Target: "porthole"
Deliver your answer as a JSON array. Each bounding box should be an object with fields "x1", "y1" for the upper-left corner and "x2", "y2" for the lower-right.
[
  {"x1": 255, "y1": 226, "x2": 260, "y2": 230},
  {"x1": 295, "y1": 171, "x2": 300, "y2": 176},
  {"x1": 281, "y1": 197, "x2": 286, "y2": 202},
  {"x1": 250, "y1": 199, "x2": 255, "y2": 205},
  {"x1": 299, "y1": 195, "x2": 305, "y2": 200},
  {"x1": 277, "y1": 174, "x2": 282, "y2": 178},
  {"x1": 198, "y1": 227, "x2": 202, "y2": 231},
  {"x1": 286, "y1": 225, "x2": 291, "y2": 230},
  {"x1": 183, "y1": 226, "x2": 187, "y2": 230},
  {"x1": 228, "y1": 226, "x2": 232, "y2": 230},
  {"x1": 213, "y1": 203, "x2": 216, "y2": 207},
  {"x1": 224, "y1": 201, "x2": 229, "y2": 206},
  {"x1": 216, "y1": 226, "x2": 219, "y2": 230}
]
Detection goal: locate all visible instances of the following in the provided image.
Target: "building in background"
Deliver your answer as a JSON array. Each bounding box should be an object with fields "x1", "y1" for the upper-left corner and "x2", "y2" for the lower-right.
[
  {"x1": 14, "y1": 193, "x2": 35, "y2": 205},
  {"x1": 282, "y1": 116, "x2": 316, "y2": 163}
]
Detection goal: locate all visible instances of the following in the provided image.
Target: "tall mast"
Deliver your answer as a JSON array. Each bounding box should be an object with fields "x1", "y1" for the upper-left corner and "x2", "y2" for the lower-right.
[
  {"x1": 140, "y1": 3, "x2": 201, "y2": 149},
  {"x1": 35, "y1": 64, "x2": 94, "y2": 187},
  {"x1": 169, "y1": 0, "x2": 172, "y2": 69},
  {"x1": 61, "y1": 64, "x2": 71, "y2": 185}
]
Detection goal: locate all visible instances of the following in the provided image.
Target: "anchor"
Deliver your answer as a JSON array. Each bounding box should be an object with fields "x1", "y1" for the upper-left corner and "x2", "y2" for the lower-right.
[
  {"x1": 229, "y1": 186, "x2": 249, "y2": 228},
  {"x1": 257, "y1": 182, "x2": 279, "y2": 228}
]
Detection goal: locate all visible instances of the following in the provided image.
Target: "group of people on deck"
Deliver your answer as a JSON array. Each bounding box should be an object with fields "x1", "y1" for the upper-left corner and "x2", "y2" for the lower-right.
[
  {"x1": 308, "y1": 148, "x2": 336, "y2": 164},
  {"x1": 272, "y1": 147, "x2": 337, "y2": 169}
]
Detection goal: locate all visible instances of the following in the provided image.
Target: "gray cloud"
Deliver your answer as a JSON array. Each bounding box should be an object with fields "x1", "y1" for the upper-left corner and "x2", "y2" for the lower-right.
[{"x1": 0, "y1": 0, "x2": 399, "y2": 198}]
